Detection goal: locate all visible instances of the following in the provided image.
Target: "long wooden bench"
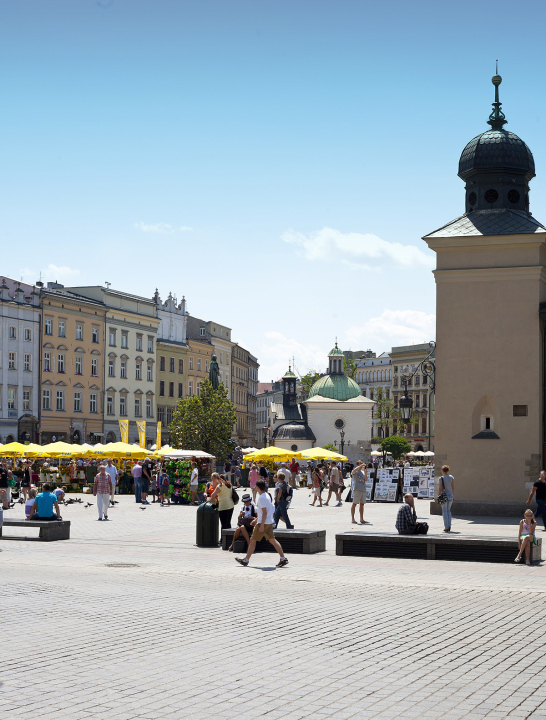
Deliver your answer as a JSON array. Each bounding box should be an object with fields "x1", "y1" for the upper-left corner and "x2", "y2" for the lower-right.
[
  {"x1": 0, "y1": 518, "x2": 71, "y2": 541},
  {"x1": 335, "y1": 531, "x2": 542, "y2": 564},
  {"x1": 221, "y1": 528, "x2": 326, "y2": 554}
]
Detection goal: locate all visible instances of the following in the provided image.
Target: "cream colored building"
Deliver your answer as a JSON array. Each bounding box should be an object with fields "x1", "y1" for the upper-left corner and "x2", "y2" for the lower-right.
[
  {"x1": 66, "y1": 286, "x2": 159, "y2": 446},
  {"x1": 390, "y1": 344, "x2": 434, "y2": 451},
  {"x1": 423, "y1": 73, "x2": 543, "y2": 514}
]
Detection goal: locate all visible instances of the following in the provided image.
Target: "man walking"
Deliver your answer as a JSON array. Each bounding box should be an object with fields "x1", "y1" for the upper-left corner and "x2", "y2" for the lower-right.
[
  {"x1": 132, "y1": 460, "x2": 143, "y2": 503},
  {"x1": 93, "y1": 465, "x2": 113, "y2": 521},
  {"x1": 273, "y1": 470, "x2": 294, "y2": 529},
  {"x1": 236, "y1": 480, "x2": 289, "y2": 568},
  {"x1": 325, "y1": 461, "x2": 342, "y2": 506},
  {"x1": 350, "y1": 460, "x2": 369, "y2": 524},
  {"x1": 527, "y1": 470, "x2": 546, "y2": 530},
  {"x1": 105, "y1": 459, "x2": 118, "y2": 507}
]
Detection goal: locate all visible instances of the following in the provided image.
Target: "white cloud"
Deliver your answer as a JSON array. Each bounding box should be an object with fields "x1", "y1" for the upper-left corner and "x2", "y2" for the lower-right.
[
  {"x1": 344, "y1": 309, "x2": 436, "y2": 351},
  {"x1": 256, "y1": 331, "x2": 328, "y2": 383},
  {"x1": 20, "y1": 264, "x2": 80, "y2": 284},
  {"x1": 134, "y1": 222, "x2": 193, "y2": 233},
  {"x1": 282, "y1": 226, "x2": 434, "y2": 269}
]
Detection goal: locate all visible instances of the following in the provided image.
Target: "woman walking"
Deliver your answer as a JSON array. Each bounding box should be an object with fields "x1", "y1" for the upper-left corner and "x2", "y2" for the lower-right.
[
  {"x1": 440, "y1": 465, "x2": 455, "y2": 532},
  {"x1": 249, "y1": 462, "x2": 259, "y2": 502},
  {"x1": 310, "y1": 467, "x2": 323, "y2": 507},
  {"x1": 210, "y1": 475, "x2": 235, "y2": 530}
]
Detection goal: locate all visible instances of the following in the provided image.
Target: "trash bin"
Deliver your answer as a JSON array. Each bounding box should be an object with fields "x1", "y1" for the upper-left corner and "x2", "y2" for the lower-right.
[
  {"x1": 241, "y1": 467, "x2": 250, "y2": 487},
  {"x1": 196, "y1": 501, "x2": 219, "y2": 547}
]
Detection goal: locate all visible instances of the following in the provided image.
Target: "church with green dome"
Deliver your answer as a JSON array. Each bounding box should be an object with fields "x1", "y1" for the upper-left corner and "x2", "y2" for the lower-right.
[{"x1": 269, "y1": 344, "x2": 375, "y2": 463}]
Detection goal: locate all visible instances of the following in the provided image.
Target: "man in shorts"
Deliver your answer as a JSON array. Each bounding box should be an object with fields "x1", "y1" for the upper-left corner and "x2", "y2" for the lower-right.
[
  {"x1": 350, "y1": 460, "x2": 370, "y2": 525},
  {"x1": 235, "y1": 480, "x2": 288, "y2": 568},
  {"x1": 324, "y1": 461, "x2": 343, "y2": 507}
]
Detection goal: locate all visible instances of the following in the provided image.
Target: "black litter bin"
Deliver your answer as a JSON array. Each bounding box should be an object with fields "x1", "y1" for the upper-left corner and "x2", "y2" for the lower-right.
[{"x1": 196, "y1": 501, "x2": 219, "y2": 546}]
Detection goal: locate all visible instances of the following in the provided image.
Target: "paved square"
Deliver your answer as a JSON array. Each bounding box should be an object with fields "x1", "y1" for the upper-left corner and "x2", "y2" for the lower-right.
[{"x1": 2, "y1": 490, "x2": 546, "y2": 720}]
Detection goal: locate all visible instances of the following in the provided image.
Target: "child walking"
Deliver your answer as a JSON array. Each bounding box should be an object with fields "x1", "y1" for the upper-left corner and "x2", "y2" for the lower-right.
[{"x1": 515, "y1": 509, "x2": 537, "y2": 565}]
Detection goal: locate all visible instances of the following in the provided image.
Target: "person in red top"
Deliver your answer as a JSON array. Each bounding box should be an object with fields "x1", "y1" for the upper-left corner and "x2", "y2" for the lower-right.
[
  {"x1": 93, "y1": 465, "x2": 113, "y2": 521},
  {"x1": 289, "y1": 458, "x2": 299, "y2": 489}
]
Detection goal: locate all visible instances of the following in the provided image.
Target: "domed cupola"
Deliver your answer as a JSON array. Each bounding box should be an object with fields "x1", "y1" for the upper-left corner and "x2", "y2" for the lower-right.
[{"x1": 458, "y1": 68, "x2": 535, "y2": 214}]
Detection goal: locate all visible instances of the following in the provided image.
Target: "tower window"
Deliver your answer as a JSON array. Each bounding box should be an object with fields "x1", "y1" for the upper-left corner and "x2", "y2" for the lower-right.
[
  {"x1": 484, "y1": 189, "x2": 498, "y2": 204},
  {"x1": 485, "y1": 417, "x2": 491, "y2": 430}
]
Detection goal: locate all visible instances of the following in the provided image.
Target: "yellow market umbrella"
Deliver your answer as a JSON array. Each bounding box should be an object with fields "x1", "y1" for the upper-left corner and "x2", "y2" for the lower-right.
[
  {"x1": 39, "y1": 441, "x2": 86, "y2": 457},
  {"x1": 298, "y1": 447, "x2": 348, "y2": 462},
  {"x1": 92, "y1": 442, "x2": 160, "y2": 459},
  {"x1": 19, "y1": 443, "x2": 44, "y2": 457},
  {"x1": 244, "y1": 446, "x2": 302, "y2": 463},
  {"x1": 0, "y1": 441, "x2": 31, "y2": 456}
]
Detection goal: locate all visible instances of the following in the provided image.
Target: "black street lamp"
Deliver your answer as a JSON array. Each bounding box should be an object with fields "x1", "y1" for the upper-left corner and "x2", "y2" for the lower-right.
[{"x1": 399, "y1": 342, "x2": 436, "y2": 451}]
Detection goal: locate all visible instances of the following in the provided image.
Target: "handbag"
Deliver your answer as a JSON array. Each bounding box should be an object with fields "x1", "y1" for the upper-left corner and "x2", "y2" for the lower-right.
[
  {"x1": 415, "y1": 522, "x2": 429, "y2": 535},
  {"x1": 231, "y1": 487, "x2": 240, "y2": 505},
  {"x1": 436, "y1": 490, "x2": 448, "y2": 505}
]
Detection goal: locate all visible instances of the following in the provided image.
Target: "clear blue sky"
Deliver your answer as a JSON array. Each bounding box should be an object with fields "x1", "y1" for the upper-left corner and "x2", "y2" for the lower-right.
[{"x1": 3, "y1": 0, "x2": 546, "y2": 381}]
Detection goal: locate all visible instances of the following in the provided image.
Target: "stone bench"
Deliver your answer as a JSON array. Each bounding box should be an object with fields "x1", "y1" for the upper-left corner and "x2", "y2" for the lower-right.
[
  {"x1": 0, "y1": 519, "x2": 71, "y2": 541},
  {"x1": 221, "y1": 528, "x2": 326, "y2": 554},
  {"x1": 335, "y1": 531, "x2": 542, "y2": 564}
]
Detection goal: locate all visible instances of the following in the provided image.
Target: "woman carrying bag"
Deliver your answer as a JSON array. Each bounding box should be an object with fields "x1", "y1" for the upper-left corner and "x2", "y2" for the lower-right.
[
  {"x1": 438, "y1": 465, "x2": 455, "y2": 533},
  {"x1": 209, "y1": 474, "x2": 235, "y2": 530}
]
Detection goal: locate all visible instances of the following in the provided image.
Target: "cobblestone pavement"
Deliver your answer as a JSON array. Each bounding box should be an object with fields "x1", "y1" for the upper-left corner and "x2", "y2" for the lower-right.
[{"x1": 2, "y1": 491, "x2": 546, "y2": 720}]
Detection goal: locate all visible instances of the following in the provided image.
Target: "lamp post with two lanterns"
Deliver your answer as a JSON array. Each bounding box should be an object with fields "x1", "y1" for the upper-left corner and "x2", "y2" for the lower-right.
[{"x1": 399, "y1": 341, "x2": 436, "y2": 452}]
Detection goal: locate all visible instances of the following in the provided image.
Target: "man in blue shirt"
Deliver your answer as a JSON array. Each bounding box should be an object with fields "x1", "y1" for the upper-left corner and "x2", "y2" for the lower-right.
[{"x1": 27, "y1": 483, "x2": 62, "y2": 521}]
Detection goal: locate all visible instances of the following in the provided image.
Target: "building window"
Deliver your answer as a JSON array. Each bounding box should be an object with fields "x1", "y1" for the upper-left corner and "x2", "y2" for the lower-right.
[
  {"x1": 169, "y1": 382, "x2": 174, "y2": 398},
  {"x1": 422, "y1": 418, "x2": 427, "y2": 434},
  {"x1": 415, "y1": 375, "x2": 420, "y2": 386},
  {"x1": 56, "y1": 390, "x2": 64, "y2": 411},
  {"x1": 160, "y1": 356, "x2": 166, "y2": 372},
  {"x1": 146, "y1": 398, "x2": 152, "y2": 418},
  {"x1": 58, "y1": 321, "x2": 65, "y2": 337},
  {"x1": 44, "y1": 319, "x2": 52, "y2": 335},
  {"x1": 179, "y1": 358, "x2": 184, "y2": 374},
  {"x1": 135, "y1": 398, "x2": 141, "y2": 416},
  {"x1": 415, "y1": 395, "x2": 420, "y2": 408},
  {"x1": 108, "y1": 360, "x2": 115, "y2": 377},
  {"x1": 90, "y1": 393, "x2": 97, "y2": 413},
  {"x1": 178, "y1": 382, "x2": 183, "y2": 398},
  {"x1": 7, "y1": 388, "x2": 15, "y2": 409},
  {"x1": 91, "y1": 358, "x2": 98, "y2": 376},
  {"x1": 513, "y1": 405, "x2": 528, "y2": 417},
  {"x1": 44, "y1": 352, "x2": 51, "y2": 372},
  {"x1": 197, "y1": 382, "x2": 201, "y2": 396},
  {"x1": 200, "y1": 328, "x2": 205, "y2": 336},
  {"x1": 43, "y1": 389, "x2": 51, "y2": 410},
  {"x1": 159, "y1": 381, "x2": 165, "y2": 396},
  {"x1": 121, "y1": 332, "x2": 128, "y2": 349},
  {"x1": 8, "y1": 352, "x2": 16, "y2": 370},
  {"x1": 422, "y1": 394, "x2": 427, "y2": 408},
  {"x1": 189, "y1": 357, "x2": 193, "y2": 370},
  {"x1": 117, "y1": 360, "x2": 125, "y2": 379},
  {"x1": 136, "y1": 363, "x2": 141, "y2": 380},
  {"x1": 74, "y1": 391, "x2": 82, "y2": 412},
  {"x1": 24, "y1": 354, "x2": 31, "y2": 371},
  {"x1": 147, "y1": 337, "x2": 154, "y2": 353},
  {"x1": 107, "y1": 396, "x2": 114, "y2": 415},
  {"x1": 75, "y1": 356, "x2": 83, "y2": 375},
  {"x1": 76, "y1": 324, "x2": 83, "y2": 340},
  {"x1": 422, "y1": 375, "x2": 428, "y2": 385},
  {"x1": 120, "y1": 396, "x2": 126, "y2": 416},
  {"x1": 92, "y1": 327, "x2": 99, "y2": 344},
  {"x1": 109, "y1": 329, "x2": 116, "y2": 346},
  {"x1": 157, "y1": 406, "x2": 165, "y2": 424},
  {"x1": 146, "y1": 364, "x2": 152, "y2": 382},
  {"x1": 23, "y1": 390, "x2": 30, "y2": 411},
  {"x1": 136, "y1": 334, "x2": 143, "y2": 351},
  {"x1": 170, "y1": 357, "x2": 175, "y2": 373},
  {"x1": 197, "y1": 359, "x2": 201, "y2": 371},
  {"x1": 166, "y1": 406, "x2": 174, "y2": 425},
  {"x1": 188, "y1": 381, "x2": 193, "y2": 396},
  {"x1": 9, "y1": 326, "x2": 16, "y2": 339},
  {"x1": 24, "y1": 328, "x2": 31, "y2": 341},
  {"x1": 58, "y1": 354, "x2": 65, "y2": 373}
]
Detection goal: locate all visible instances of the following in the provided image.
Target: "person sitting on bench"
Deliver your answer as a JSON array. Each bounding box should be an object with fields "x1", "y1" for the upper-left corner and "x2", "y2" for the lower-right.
[
  {"x1": 27, "y1": 483, "x2": 62, "y2": 521},
  {"x1": 395, "y1": 493, "x2": 428, "y2": 535}
]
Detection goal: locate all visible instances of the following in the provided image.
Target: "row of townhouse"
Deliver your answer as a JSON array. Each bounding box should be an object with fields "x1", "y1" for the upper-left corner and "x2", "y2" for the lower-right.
[{"x1": 0, "y1": 278, "x2": 259, "y2": 447}]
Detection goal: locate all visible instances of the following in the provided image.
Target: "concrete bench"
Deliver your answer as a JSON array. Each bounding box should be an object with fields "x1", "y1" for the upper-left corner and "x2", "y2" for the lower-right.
[
  {"x1": 335, "y1": 531, "x2": 542, "y2": 564},
  {"x1": 0, "y1": 518, "x2": 71, "y2": 541},
  {"x1": 222, "y1": 528, "x2": 326, "y2": 554}
]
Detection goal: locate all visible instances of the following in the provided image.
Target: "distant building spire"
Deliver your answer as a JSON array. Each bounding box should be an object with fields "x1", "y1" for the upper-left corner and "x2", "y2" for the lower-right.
[{"x1": 487, "y1": 62, "x2": 507, "y2": 130}]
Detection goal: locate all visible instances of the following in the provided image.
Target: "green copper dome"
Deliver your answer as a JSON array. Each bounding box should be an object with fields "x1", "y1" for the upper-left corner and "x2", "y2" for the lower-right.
[
  {"x1": 328, "y1": 342, "x2": 345, "y2": 357},
  {"x1": 308, "y1": 373, "x2": 362, "y2": 401}
]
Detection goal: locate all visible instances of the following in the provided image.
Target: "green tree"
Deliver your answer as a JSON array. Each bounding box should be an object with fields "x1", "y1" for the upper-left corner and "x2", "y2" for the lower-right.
[
  {"x1": 321, "y1": 443, "x2": 338, "y2": 453},
  {"x1": 169, "y1": 379, "x2": 236, "y2": 462},
  {"x1": 299, "y1": 370, "x2": 321, "y2": 396},
  {"x1": 380, "y1": 435, "x2": 412, "y2": 460},
  {"x1": 343, "y1": 357, "x2": 357, "y2": 379}
]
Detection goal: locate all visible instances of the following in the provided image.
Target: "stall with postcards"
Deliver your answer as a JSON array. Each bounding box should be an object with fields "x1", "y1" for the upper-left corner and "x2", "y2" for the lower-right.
[{"x1": 402, "y1": 466, "x2": 435, "y2": 499}]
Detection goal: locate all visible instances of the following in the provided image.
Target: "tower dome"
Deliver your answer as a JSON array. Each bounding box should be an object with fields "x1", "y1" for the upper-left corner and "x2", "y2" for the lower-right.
[
  {"x1": 307, "y1": 374, "x2": 362, "y2": 401},
  {"x1": 458, "y1": 70, "x2": 535, "y2": 214}
]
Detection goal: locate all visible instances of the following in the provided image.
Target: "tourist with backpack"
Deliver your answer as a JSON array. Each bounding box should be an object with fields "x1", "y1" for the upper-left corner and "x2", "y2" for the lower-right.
[{"x1": 273, "y1": 470, "x2": 294, "y2": 529}]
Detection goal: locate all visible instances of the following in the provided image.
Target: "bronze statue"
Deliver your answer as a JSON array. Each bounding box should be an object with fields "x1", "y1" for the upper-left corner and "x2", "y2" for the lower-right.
[{"x1": 209, "y1": 354, "x2": 220, "y2": 390}]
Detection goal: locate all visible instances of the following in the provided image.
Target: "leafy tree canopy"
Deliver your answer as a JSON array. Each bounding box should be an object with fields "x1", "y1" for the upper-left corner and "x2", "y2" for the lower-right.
[
  {"x1": 169, "y1": 379, "x2": 236, "y2": 463},
  {"x1": 380, "y1": 435, "x2": 412, "y2": 460}
]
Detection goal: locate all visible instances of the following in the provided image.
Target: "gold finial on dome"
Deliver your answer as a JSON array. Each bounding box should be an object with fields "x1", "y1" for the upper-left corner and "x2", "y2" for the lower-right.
[{"x1": 492, "y1": 59, "x2": 502, "y2": 86}]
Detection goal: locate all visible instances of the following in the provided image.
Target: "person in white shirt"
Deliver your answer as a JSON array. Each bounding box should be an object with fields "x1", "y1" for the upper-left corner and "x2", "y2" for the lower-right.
[
  {"x1": 190, "y1": 462, "x2": 200, "y2": 505},
  {"x1": 105, "y1": 459, "x2": 119, "y2": 506},
  {"x1": 235, "y1": 480, "x2": 288, "y2": 568}
]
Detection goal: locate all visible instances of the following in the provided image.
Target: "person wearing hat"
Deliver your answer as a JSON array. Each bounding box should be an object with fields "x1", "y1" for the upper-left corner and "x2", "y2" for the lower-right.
[{"x1": 228, "y1": 493, "x2": 257, "y2": 551}]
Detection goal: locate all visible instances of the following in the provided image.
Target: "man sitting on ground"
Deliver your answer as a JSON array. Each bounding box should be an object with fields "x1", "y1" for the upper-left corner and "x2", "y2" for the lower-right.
[
  {"x1": 395, "y1": 493, "x2": 428, "y2": 535},
  {"x1": 27, "y1": 483, "x2": 62, "y2": 521}
]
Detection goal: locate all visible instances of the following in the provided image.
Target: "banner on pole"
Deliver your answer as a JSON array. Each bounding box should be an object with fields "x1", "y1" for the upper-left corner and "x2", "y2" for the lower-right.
[
  {"x1": 119, "y1": 419, "x2": 129, "y2": 445},
  {"x1": 137, "y1": 421, "x2": 146, "y2": 449},
  {"x1": 156, "y1": 421, "x2": 162, "y2": 450}
]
